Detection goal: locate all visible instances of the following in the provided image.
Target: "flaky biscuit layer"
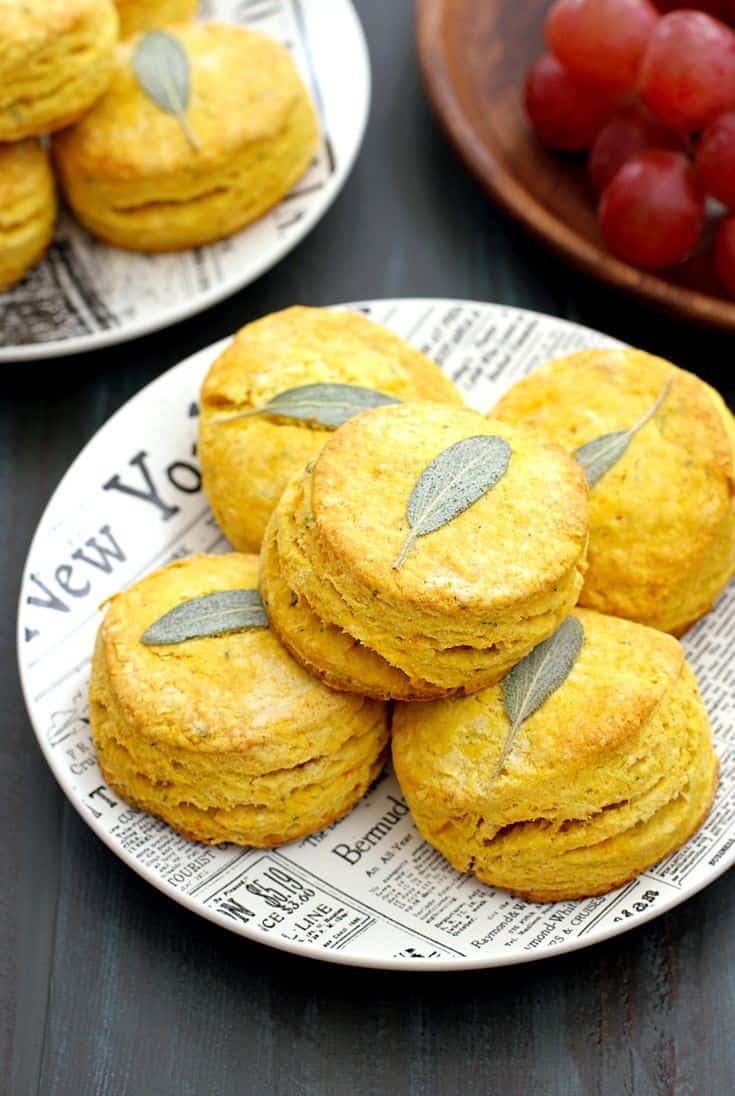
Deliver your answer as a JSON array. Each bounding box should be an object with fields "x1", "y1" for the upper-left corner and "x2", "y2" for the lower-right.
[
  {"x1": 0, "y1": 141, "x2": 56, "y2": 290},
  {"x1": 89, "y1": 553, "x2": 388, "y2": 846},
  {"x1": 0, "y1": 0, "x2": 118, "y2": 140}
]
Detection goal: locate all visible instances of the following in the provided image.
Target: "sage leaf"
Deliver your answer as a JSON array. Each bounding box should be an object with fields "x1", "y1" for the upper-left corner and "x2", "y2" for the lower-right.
[
  {"x1": 393, "y1": 435, "x2": 512, "y2": 569},
  {"x1": 141, "y1": 589, "x2": 268, "y2": 646},
  {"x1": 133, "y1": 30, "x2": 200, "y2": 151},
  {"x1": 575, "y1": 378, "x2": 672, "y2": 488},
  {"x1": 493, "y1": 615, "x2": 584, "y2": 779},
  {"x1": 213, "y1": 383, "x2": 400, "y2": 429}
]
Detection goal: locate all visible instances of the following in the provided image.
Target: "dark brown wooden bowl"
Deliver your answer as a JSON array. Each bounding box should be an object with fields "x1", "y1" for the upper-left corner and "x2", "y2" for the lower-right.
[{"x1": 417, "y1": 0, "x2": 735, "y2": 329}]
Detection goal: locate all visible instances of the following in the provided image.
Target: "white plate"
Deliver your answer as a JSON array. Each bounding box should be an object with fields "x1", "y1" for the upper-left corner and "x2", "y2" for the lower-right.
[
  {"x1": 18, "y1": 299, "x2": 735, "y2": 970},
  {"x1": 0, "y1": 0, "x2": 369, "y2": 362}
]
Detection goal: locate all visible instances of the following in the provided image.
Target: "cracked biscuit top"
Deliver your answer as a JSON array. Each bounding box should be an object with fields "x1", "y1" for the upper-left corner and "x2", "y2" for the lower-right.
[
  {"x1": 95, "y1": 552, "x2": 383, "y2": 765},
  {"x1": 302, "y1": 401, "x2": 589, "y2": 621},
  {"x1": 54, "y1": 22, "x2": 307, "y2": 180}
]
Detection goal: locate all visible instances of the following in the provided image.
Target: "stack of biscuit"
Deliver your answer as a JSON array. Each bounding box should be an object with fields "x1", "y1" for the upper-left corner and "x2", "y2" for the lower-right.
[
  {"x1": 0, "y1": 1, "x2": 319, "y2": 288},
  {"x1": 260, "y1": 400, "x2": 589, "y2": 699},
  {"x1": 89, "y1": 305, "x2": 730, "y2": 902}
]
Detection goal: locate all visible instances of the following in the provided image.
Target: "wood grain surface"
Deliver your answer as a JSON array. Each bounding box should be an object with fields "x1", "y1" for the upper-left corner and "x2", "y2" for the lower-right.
[
  {"x1": 3, "y1": 1, "x2": 735, "y2": 1092},
  {"x1": 417, "y1": 0, "x2": 735, "y2": 330}
]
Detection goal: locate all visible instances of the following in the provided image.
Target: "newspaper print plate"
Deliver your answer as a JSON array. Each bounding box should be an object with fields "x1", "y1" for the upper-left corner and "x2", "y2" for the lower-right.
[
  {"x1": 18, "y1": 299, "x2": 735, "y2": 970},
  {"x1": 0, "y1": 0, "x2": 369, "y2": 362}
]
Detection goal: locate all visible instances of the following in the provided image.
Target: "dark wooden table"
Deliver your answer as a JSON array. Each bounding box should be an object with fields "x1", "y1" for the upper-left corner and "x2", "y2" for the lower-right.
[{"x1": 4, "y1": 3, "x2": 735, "y2": 1093}]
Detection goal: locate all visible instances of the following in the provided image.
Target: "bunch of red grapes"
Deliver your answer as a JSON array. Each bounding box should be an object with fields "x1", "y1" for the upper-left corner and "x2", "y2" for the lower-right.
[{"x1": 525, "y1": 0, "x2": 735, "y2": 296}]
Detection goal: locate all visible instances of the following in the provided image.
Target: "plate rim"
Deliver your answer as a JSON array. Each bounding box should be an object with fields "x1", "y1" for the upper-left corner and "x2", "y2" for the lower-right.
[
  {"x1": 415, "y1": 0, "x2": 735, "y2": 332},
  {"x1": 17, "y1": 296, "x2": 735, "y2": 971},
  {"x1": 0, "y1": 0, "x2": 371, "y2": 363}
]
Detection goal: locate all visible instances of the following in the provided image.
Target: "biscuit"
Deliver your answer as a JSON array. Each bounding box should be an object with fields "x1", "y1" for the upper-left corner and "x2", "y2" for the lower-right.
[
  {"x1": 200, "y1": 307, "x2": 465, "y2": 552},
  {"x1": 490, "y1": 348, "x2": 735, "y2": 635},
  {"x1": 392, "y1": 609, "x2": 718, "y2": 902},
  {"x1": 89, "y1": 553, "x2": 388, "y2": 846},
  {"x1": 261, "y1": 402, "x2": 589, "y2": 699},
  {"x1": 0, "y1": 141, "x2": 56, "y2": 292},
  {"x1": 116, "y1": 0, "x2": 197, "y2": 38},
  {"x1": 52, "y1": 23, "x2": 319, "y2": 252},
  {"x1": 0, "y1": 0, "x2": 118, "y2": 141}
]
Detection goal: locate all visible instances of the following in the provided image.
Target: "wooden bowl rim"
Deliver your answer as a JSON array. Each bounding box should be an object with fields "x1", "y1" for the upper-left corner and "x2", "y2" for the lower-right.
[{"x1": 416, "y1": 0, "x2": 735, "y2": 330}]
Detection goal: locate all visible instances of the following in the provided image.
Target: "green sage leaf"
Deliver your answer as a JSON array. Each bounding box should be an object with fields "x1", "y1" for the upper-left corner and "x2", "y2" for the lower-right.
[
  {"x1": 133, "y1": 30, "x2": 200, "y2": 151},
  {"x1": 493, "y1": 615, "x2": 584, "y2": 778},
  {"x1": 393, "y1": 435, "x2": 512, "y2": 569},
  {"x1": 213, "y1": 383, "x2": 400, "y2": 429},
  {"x1": 575, "y1": 379, "x2": 672, "y2": 488},
  {"x1": 141, "y1": 589, "x2": 268, "y2": 646}
]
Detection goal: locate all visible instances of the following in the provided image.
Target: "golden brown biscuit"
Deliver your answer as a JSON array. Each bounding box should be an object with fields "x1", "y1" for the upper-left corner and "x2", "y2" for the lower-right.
[
  {"x1": 89, "y1": 553, "x2": 388, "y2": 846},
  {"x1": 200, "y1": 307, "x2": 465, "y2": 552},
  {"x1": 392, "y1": 608, "x2": 718, "y2": 902},
  {"x1": 0, "y1": 141, "x2": 56, "y2": 292},
  {"x1": 261, "y1": 402, "x2": 589, "y2": 699},
  {"x1": 52, "y1": 22, "x2": 319, "y2": 252},
  {"x1": 490, "y1": 348, "x2": 735, "y2": 635},
  {"x1": 116, "y1": 0, "x2": 197, "y2": 38},
  {"x1": 0, "y1": 0, "x2": 118, "y2": 141}
]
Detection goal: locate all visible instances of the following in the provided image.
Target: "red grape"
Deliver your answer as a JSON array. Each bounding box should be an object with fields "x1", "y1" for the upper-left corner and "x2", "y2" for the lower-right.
[
  {"x1": 588, "y1": 109, "x2": 685, "y2": 194},
  {"x1": 525, "y1": 53, "x2": 617, "y2": 150},
  {"x1": 639, "y1": 12, "x2": 735, "y2": 131},
  {"x1": 546, "y1": 0, "x2": 660, "y2": 93},
  {"x1": 599, "y1": 150, "x2": 705, "y2": 268},
  {"x1": 714, "y1": 215, "x2": 735, "y2": 295},
  {"x1": 696, "y1": 111, "x2": 735, "y2": 206}
]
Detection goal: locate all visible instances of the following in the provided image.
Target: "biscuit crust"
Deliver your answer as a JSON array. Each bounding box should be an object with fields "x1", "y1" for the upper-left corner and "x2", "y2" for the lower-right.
[
  {"x1": 260, "y1": 515, "x2": 446, "y2": 701},
  {"x1": 200, "y1": 306, "x2": 464, "y2": 553},
  {"x1": 392, "y1": 609, "x2": 719, "y2": 902},
  {"x1": 89, "y1": 553, "x2": 388, "y2": 846},
  {"x1": 116, "y1": 0, "x2": 198, "y2": 38},
  {"x1": 0, "y1": 0, "x2": 118, "y2": 140},
  {"x1": 52, "y1": 23, "x2": 319, "y2": 251},
  {"x1": 261, "y1": 402, "x2": 589, "y2": 697},
  {"x1": 0, "y1": 141, "x2": 56, "y2": 291},
  {"x1": 491, "y1": 348, "x2": 735, "y2": 635}
]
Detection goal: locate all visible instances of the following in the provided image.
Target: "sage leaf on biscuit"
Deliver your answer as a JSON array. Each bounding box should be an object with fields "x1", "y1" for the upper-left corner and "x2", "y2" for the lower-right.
[
  {"x1": 213, "y1": 383, "x2": 400, "y2": 429},
  {"x1": 133, "y1": 30, "x2": 200, "y2": 151},
  {"x1": 141, "y1": 589, "x2": 268, "y2": 645},
  {"x1": 575, "y1": 378, "x2": 672, "y2": 488},
  {"x1": 493, "y1": 615, "x2": 584, "y2": 779},
  {"x1": 393, "y1": 435, "x2": 512, "y2": 569}
]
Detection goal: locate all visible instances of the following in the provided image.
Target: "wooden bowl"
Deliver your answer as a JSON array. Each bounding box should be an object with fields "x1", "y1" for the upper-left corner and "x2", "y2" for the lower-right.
[{"x1": 417, "y1": 0, "x2": 735, "y2": 329}]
